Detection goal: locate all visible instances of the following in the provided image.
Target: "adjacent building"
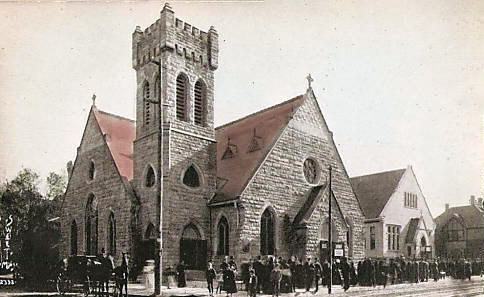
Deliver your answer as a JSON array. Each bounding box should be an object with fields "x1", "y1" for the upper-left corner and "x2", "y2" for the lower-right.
[
  {"x1": 59, "y1": 3, "x2": 366, "y2": 283},
  {"x1": 350, "y1": 166, "x2": 436, "y2": 259},
  {"x1": 434, "y1": 196, "x2": 484, "y2": 259}
]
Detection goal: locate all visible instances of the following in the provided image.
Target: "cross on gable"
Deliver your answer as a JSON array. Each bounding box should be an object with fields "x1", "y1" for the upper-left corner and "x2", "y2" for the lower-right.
[
  {"x1": 306, "y1": 74, "x2": 313, "y2": 88},
  {"x1": 92, "y1": 94, "x2": 97, "y2": 106}
]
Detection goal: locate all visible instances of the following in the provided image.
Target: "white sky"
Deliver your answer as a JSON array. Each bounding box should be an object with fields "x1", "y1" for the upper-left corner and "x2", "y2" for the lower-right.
[{"x1": 1, "y1": 0, "x2": 483, "y2": 217}]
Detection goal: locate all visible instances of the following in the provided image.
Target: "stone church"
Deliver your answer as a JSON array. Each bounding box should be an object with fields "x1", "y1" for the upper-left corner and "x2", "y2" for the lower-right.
[{"x1": 60, "y1": 3, "x2": 365, "y2": 278}]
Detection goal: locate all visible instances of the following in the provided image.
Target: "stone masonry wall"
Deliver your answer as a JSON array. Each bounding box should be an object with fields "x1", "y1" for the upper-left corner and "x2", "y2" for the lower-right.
[
  {"x1": 161, "y1": 129, "x2": 217, "y2": 269},
  {"x1": 60, "y1": 110, "x2": 134, "y2": 266},
  {"x1": 236, "y1": 91, "x2": 365, "y2": 263}
]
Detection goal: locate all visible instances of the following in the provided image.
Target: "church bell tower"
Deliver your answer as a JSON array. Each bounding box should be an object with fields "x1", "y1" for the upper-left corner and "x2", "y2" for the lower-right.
[{"x1": 132, "y1": 2, "x2": 218, "y2": 282}]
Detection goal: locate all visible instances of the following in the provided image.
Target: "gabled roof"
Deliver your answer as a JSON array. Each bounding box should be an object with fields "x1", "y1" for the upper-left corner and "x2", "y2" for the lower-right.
[
  {"x1": 350, "y1": 168, "x2": 406, "y2": 219},
  {"x1": 406, "y1": 217, "x2": 420, "y2": 243},
  {"x1": 211, "y1": 95, "x2": 305, "y2": 204},
  {"x1": 293, "y1": 184, "x2": 327, "y2": 226},
  {"x1": 435, "y1": 205, "x2": 484, "y2": 229},
  {"x1": 92, "y1": 108, "x2": 135, "y2": 180}
]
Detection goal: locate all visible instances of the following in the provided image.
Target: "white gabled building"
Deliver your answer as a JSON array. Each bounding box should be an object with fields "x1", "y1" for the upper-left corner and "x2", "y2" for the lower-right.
[{"x1": 351, "y1": 166, "x2": 436, "y2": 259}]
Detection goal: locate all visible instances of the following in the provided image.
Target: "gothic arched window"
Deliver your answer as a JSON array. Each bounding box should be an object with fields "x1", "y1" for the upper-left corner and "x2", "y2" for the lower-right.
[
  {"x1": 194, "y1": 80, "x2": 206, "y2": 126},
  {"x1": 145, "y1": 165, "x2": 156, "y2": 188},
  {"x1": 143, "y1": 82, "x2": 151, "y2": 126},
  {"x1": 70, "y1": 220, "x2": 78, "y2": 255},
  {"x1": 183, "y1": 165, "x2": 201, "y2": 188},
  {"x1": 176, "y1": 73, "x2": 188, "y2": 121},
  {"x1": 85, "y1": 194, "x2": 98, "y2": 255},
  {"x1": 217, "y1": 217, "x2": 229, "y2": 255},
  {"x1": 260, "y1": 208, "x2": 275, "y2": 255},
  {"x1": 108, "y1": 212, "x2": 116, "y2": 256},
  {"x1": 88, "y1": 161, "x2": 96, "y2": 180}
]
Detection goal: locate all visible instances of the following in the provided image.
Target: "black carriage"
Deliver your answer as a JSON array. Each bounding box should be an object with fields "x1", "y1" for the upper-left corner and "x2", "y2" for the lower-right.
[{"x1": 55, "y1": 255, "x2": 119, "y2": 296}]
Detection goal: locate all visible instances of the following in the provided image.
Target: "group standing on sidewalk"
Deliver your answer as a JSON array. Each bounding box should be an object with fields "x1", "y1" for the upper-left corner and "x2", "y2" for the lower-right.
[{"x1": 201, "y1": 255, "x2": 483, "y2": 296}]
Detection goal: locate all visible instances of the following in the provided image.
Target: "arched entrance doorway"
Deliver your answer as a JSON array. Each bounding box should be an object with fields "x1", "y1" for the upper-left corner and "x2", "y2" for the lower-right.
[
  {"x1": 260, "y1": 208, "x2": 275, "y2": 255},
  {"x1": 180, "y1": 224, "x2": 206, "y2": 270},
  {"x1": 319, "y1": 219, "x2": 343, "y2": 262},
  {"x1": 142, "y1": 223, "x2": 156, "y2": 262}
]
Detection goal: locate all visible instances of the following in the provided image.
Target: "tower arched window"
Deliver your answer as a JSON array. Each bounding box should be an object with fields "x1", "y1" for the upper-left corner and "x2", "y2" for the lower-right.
[
  {"x1": 176, "y1": 73, "x2": 188, "y2": 121},
  {"x1": 143, "y1": 82, "x2": 151, "y2": 126},
  {"x1": 217, "y1": 217, "x2": 229, "y2": 255},
  {"x1": 182, "y1": 165, "x2": 201, "y2": 188},
  {"x1": 85, "y1": 194, "x2": 98, "y2": 255},
  {"x1": 70, "y1": 220, "x2": 78, "y2": 255},
  {"x1": 145, "y1": 165, "x2": 156, "y2": 188},
  {"x1": 194, "y1": 80, "x2": 206, "y2": 126},
  {"x1": 260, "y1": 208, "x2": 275, "y2": 255},
  {"x1": 108, "y1": 212, "x2": 116, "y2": 256}
]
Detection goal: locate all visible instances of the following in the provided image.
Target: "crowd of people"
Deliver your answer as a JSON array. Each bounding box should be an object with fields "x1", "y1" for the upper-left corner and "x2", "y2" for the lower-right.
[{"x1": 201, "y1": 255, "x2": 483, "y2": 296}]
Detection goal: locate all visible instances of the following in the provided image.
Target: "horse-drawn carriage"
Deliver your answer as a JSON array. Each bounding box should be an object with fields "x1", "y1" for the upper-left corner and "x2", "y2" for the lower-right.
[{"x1": 55, "y1": 255, "x2": 128, "y2": 297}]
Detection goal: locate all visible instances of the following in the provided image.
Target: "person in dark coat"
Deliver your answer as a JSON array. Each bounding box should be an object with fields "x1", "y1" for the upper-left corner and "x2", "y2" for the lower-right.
[
  {"x1": 225, "y1": 265, "x2": 238, "y2": 297},
  {"x1": 248, "y1": 267, "x2": 258, "y2": 297},
  {"x1": 313, "y1": 258, "x2": 322, "y2": 293},
  {"x1": 304, "y1": 260, "x2": 314, "y2": 292},
  {"x1": 322, "y1": 259, "x2": 331, "y2": 287},
  {"x1": 288, "y1": 256, "x2": 297, "y2": 292},
  {"x1": 206, "y1": 261, "x2": 217, "y2": 296},
  {"x1": 464, "y1": 259, "x2": 472, "y2": 281},
  {"x1": 177, "y1": 261, "x2": 187, "y2": 288},
  {"x1": 271, "y1": 263, "x2": 282, "y2": 297},
  {"x1": 340, "y1": 257, "x2": 351, "y2": 292},
  {"x1": 349, "y1": 260, "x2": 357, "y2": 286},
  {"x1": 253, "y1": 256, "x2": 264, "y2": 293}
]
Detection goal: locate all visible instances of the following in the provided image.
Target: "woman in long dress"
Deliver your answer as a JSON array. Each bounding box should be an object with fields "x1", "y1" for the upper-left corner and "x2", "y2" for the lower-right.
[{"x1": 225, "y1": 265, "x2": 238, "y2": 297}]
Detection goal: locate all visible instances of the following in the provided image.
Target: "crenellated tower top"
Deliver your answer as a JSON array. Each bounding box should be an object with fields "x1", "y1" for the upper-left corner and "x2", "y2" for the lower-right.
[{"x1": 132, "y1": 3, "x2": 218, "y2": 71}]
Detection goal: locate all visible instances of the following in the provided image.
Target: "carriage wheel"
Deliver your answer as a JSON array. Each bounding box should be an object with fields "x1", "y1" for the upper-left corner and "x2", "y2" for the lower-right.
[
  {"x1": 84, "y1": 276, "x2": 92, "y2": 297},
  {"x1": 56, "y1": 274, "x2": 67, "y2": 295}
]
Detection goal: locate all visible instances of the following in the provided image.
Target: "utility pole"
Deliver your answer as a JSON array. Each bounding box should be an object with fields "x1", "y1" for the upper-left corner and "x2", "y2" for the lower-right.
[
  {"x1": 148, "y1": 59, "x2": 163, "y2": 295},
  {"x1": 328, "y1": 165, "x2": 332, "y2": 294}
]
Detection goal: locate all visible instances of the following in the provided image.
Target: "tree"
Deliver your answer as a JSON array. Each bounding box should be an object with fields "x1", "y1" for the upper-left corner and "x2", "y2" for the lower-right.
[
  {"x1": 0, "y1": 168, "x2": 63, "y2": 288},
  {"x1": 46, "y1": 171, "x2": 67, "y2": 202}
]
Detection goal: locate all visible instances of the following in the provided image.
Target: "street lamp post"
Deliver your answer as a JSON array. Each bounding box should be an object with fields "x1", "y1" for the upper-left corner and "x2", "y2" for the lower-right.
[
  {"x1": 328, "y1": 165, "x2": 333, "y2": 294},
  {"x1": 148, "y1": 59, "x2": 163, "y2": 295}
]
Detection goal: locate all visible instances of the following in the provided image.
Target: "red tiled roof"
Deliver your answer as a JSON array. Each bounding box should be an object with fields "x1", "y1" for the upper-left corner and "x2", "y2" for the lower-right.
[
  {"x1": 350, "y1": 168, "x2": 406, "y2": 219},
  {"x1": 212, "y1": 95, "x2": 305, "y2": 203},
  {"x1": 435, "y1": 205, "x2": 484, "y2": 229},
  {"x1": 93, "y1": 108, "x2": 135, "y2": 180}
]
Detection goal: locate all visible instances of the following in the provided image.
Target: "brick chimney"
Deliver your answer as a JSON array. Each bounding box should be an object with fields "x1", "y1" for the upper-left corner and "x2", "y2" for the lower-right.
[
  {"x1": 445, "y1": 203, "x2": 449, "y2": 211},
  {"x1": 470, "y1": 195, "x2": 476, "y2": 206}
]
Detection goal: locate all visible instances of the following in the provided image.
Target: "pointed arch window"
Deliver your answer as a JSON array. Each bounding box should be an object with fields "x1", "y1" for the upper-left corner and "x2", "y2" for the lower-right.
[
  {"x1": 108, "y1": 212, "x2": 116, "y2": 256},
  {"x1": 217, "y1": 217, "x2": 229, "y2": 255},
  {"x1": 194, "y1": 80, "x2": 206, "y2": 126},
  {"x1": 182, "y1": 165, "x2": 201, "y2": 188},
  {"x1": 145, "y1": 165, "x2": 156, "y2": 188},
  {"x1": 176, "y1": 73, "x2": 188, "y2": 121},
  {"x1": 143, "y1": 82, "x2": 151, "y2": 126},
  {"x1": 260, "y1": 208, "x2": 275, "y2": 255},
  {"x1": 70, "y1": 220, "x2": 78, "y2": 255},
  {"x1": 88, "y1": 161, "x2": 96, "y2": 180},
  {"x1": 85, "y1": 194, "x2": 98, "y2": 255}
]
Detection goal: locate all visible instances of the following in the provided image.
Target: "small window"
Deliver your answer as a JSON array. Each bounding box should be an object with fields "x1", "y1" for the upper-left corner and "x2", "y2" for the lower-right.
[
  {"x1": 217, "y1": 217, "x2": 229, "y2": 256},
  {"x1": 176, "y1": 74, "x2": 188, "y2": 121},
  {"x1": 303, "y1": 158, "x2": 319, "y2": 184},
  {"x1": 370, "y1": 226, "x2": 376, "y2": 250},
  {"x1": 194, "y1": 80, "x2": 206, "y2": 126},
  {"x1": 144, "y1": 82, "x2": 151, "y2": 126},
  {"x1": 183, "y1": 165, "x2": 201, "y2": 188},
  {"x1": 145, "y1": 166, "x2": 156, "y2": 188},
  {"x1": 88, "y1": 161, "x2": 96, "y2": 180}
]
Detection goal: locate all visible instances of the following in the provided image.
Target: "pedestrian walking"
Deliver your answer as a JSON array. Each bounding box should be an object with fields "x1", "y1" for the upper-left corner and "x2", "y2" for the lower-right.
[
  {"x1": 206, "y1": 261, "x2": 217, "y2": 296},
  {"x1": 271, "y1": 263, "x2": 282, "y2": 297}
]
